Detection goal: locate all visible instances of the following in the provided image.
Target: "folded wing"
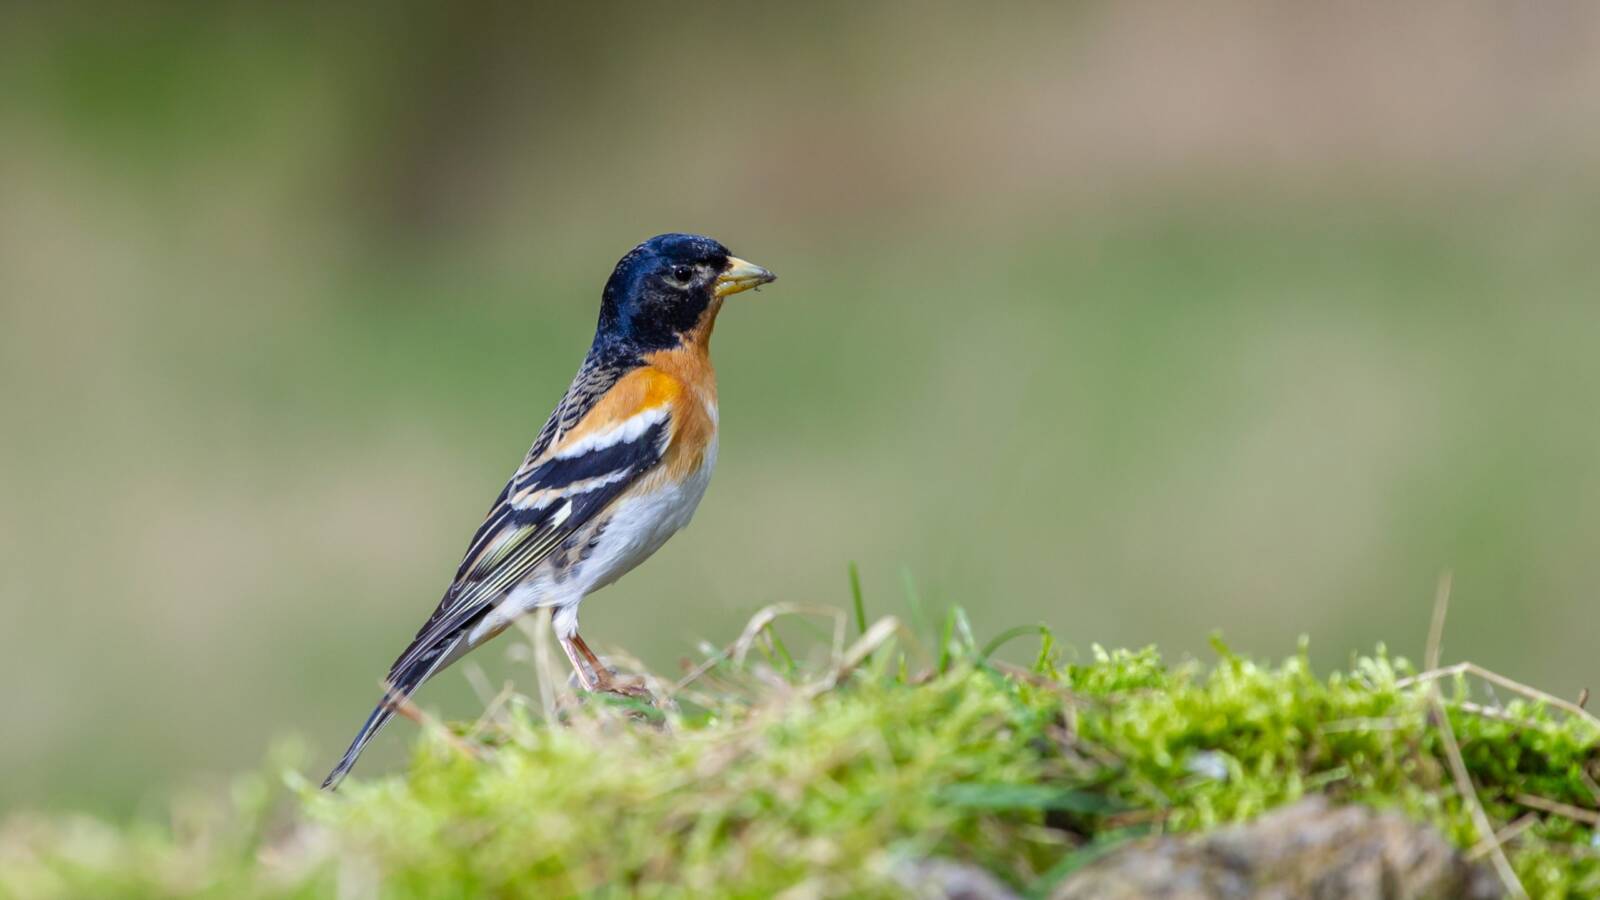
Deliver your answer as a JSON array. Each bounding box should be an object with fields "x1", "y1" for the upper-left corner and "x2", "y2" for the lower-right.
[{"x1": 323, "y1": 359, "x2": 676, "y2": 787}]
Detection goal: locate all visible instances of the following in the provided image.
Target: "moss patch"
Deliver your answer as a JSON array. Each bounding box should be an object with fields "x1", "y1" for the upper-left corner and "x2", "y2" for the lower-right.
[{"x1": 4, "y1": 614, "x2": 1598, "y2": 898}]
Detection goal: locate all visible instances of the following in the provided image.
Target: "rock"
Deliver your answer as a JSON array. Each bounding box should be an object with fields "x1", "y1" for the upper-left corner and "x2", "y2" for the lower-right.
[
  {"x1": 1051, "y1": 796, "x2": 1502, "y2": 900},
  {"x1": 893, "y1": 857, "x2": 1023, "y2": 900}
]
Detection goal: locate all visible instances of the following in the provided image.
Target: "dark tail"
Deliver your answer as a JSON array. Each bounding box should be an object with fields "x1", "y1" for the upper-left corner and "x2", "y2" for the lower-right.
[
  {"x1": 321, "y1": 634, "x2": 466, "y2": 790},
  {"x1": 321, "y1": 700, "x2": 395, "y2": 790}
]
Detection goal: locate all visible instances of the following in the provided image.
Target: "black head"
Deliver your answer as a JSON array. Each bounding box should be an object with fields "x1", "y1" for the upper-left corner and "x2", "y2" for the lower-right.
[{"x1": 595, "y1": 233, "x2": 774, "y2": 352}]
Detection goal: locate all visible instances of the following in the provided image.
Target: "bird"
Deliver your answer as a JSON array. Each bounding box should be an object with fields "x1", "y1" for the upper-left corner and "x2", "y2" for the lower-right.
[{"x1": 322, "y1": 233, "x2": 776, "y2": 789}]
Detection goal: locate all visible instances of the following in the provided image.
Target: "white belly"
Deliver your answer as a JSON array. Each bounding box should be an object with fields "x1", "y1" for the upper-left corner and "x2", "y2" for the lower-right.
[
  {"x1": 583, "y1": 438, "x2": 717, "y2": 595},
  {"x1": 472, "y1": 434, "x2": 717, "y2": 642}
]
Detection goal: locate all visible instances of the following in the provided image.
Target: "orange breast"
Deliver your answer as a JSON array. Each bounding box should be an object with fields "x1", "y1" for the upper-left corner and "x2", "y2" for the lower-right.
[
  {"x1": 554, "y1": 299, "x2": 723, "y2": 482},
  {"x1": 549, "y1": 366, "x2": 682, "y2": 456},
  {"x1": 644, "y1": 341, "x2": 719, "y2": 481}
]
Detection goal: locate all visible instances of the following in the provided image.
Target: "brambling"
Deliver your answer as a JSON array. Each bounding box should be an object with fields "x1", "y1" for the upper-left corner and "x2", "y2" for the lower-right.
[{"x1": 323, "y1": 234, "x2": 775, "y2": 788}]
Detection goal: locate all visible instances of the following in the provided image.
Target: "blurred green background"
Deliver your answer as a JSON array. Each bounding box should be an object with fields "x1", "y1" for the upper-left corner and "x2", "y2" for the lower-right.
[{"x1": 4, "y1": 3, "x2": 1600, "y2": 816}]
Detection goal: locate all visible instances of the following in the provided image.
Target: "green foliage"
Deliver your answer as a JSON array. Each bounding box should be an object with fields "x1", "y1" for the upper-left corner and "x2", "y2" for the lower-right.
[{"x1": 5, "y1": 614, "x2": 1598, "y2": 898}]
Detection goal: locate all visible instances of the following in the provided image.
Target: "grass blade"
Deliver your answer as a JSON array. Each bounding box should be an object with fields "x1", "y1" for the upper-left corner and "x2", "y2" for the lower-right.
[
  {"x1": 981, "y1": 624, "x2": 1050, "y2": 662},
  {"x1": 849, "y1": 562, "x2": 867, "y2": 637}
]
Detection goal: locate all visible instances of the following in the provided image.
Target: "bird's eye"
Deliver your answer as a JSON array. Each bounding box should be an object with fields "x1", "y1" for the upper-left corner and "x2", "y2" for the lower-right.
[{"x1": 671, "y1": 265, "x2": 694, "y2": 284}]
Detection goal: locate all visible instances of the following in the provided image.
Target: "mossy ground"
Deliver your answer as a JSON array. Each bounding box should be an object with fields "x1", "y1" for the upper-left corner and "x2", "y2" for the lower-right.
[{"x1": 5, "y1": 606, "x2": 1598, "y2": 899}]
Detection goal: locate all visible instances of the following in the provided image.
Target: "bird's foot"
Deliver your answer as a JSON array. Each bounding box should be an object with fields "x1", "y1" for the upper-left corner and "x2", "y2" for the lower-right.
[
  {"x1": 589, "y1": 667, "x2": 653, "y2": 701},
  {"x1": 564, "y1": 632, "x2": 654, "y2": 701}
]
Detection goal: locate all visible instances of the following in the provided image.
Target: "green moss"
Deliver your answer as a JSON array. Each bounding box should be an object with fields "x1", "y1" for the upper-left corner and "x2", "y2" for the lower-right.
[{"x1": 5, "y1": 616, "x2": 1598, "y2": 898}]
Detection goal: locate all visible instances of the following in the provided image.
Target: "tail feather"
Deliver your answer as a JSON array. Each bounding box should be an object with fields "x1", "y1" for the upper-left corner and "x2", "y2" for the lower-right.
[
  {"x1": 321, "y1": 634, "x2": 467, "y2": 790},
  {"x1": 321, "y1": 701, "x2": 394, "y2": 790}
]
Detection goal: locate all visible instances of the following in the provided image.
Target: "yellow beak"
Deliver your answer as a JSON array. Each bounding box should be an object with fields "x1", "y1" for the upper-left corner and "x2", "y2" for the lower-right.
[{"x1": 714, "y1": 257, "x2": 777, "y2": 298}]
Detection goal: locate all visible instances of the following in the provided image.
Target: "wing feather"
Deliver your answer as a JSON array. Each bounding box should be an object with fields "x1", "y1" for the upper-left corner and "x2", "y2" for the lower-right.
[{"x1": 384, "y1": 388, "x2": 671, "y2": 678}]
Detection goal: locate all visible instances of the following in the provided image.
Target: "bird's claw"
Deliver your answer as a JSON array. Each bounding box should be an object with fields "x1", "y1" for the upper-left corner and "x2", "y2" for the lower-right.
[{"x1": 590, "y1": 669, "x2": 653, "y2": 701}]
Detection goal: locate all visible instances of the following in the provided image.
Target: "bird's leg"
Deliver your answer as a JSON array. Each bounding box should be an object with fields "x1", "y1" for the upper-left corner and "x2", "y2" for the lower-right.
[
  {"x1": 559, "y1": 636, "x2": 599, "y2": 692},
  {"x1": 570, "y1": 632, "x2": 652, "y2": 699}
]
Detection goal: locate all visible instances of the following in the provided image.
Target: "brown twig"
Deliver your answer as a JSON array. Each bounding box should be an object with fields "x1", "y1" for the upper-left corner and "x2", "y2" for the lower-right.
[
  {"x1": 730, "y1": 604, "x2": 848, "y2": 668},
  {"x1": 1468, "y1": 813, "x2": 1539, "y2": 861},
  {"x1": 1425, "y1": 570, "x2": 1452, "y2": 673},
  {"x1": 670, "y1": 604, "x2": 849, "y2": 697},
  {"x1": 811, "y1": 616, "x2": 902, "y2": 692},
  {"x1": 1454, "y1": 701, "x2": 1547, "y2": 730},
  {"x1": 1514, "y1": 793, "x2": 1600, "y2": 828},
  {"x1": 1432, "y1": 692, "x2": 1526, "y2": 897},
  {"x1": 382, "y1": 681, "x2": 482, "y2": 762},
  {"x1": 1413, "y1": 570, "x2": 1525, "y2": 895},
  {"x1": 1580, "y1": 765, "x2": 1600, "y2": 808},
  {"x1": 1397, "y1": 662, "x2": 1600, "y2": 731}
]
